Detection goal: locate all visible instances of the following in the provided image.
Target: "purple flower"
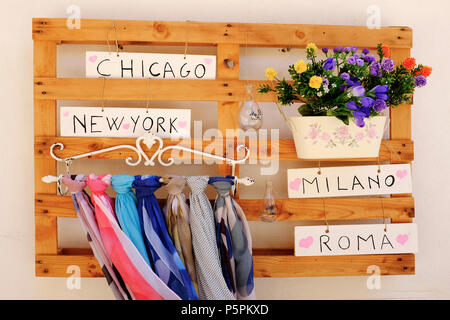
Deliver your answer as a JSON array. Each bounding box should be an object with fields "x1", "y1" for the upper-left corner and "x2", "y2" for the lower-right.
[
  {"x1": 364, "y1": 54, "x2": 376, "y2": 63},
  {"x1": 373, "y1": 85, "x2": 389, "y2": 93},
  {"x1": 323, "y1": 58, "x2": 337, "y2": 70},
  {"x1": 381, "y1": 59, "x2": 395, "y2": 72},
  {"x1": 333, "y1": 46, "x2": 343, "y2": 53},
  {"x1": 353, "y1": 53, "x2": 360, "y2": 59},
  {"x1": 340, "y1": 72, "x2": 350, "y2": 80},
  {"x1": 340, "y1": 85, "x2": 348, "y2": 92},
  {"x1": 353, "y1": 111, "x2": 367, "y2": 127},
  {"x1": 371, "y1": 85, "x2": 389, "y2": 100},
  {"x1": 346, "y1": 101, "x2": 358, "y2": 110},
  {"x1": 361, "y1": 97, "x2": 375, "y2": 108},
  {"x1": 346, "y1": 77, "x2": 361, "y2": 86},
  {"x1": 356, "y1": 58, "x2": 364, "y2": 66},
  {"x1": 360, "y1": 106, "x2": 372, "y2": 117},
  {"x1": 351, "y1": 46, "x2": 358, "y2": 52},
  {"x1": 322, "y1": 77, "x2": 329, "y2": 86},
  {"x1": 347, "y1": 56, "x2": 356, "y2": 65},
  {"x1": 344, "y1": 47, "x2": 351, "y2": 52},
  {"x1": 375, "y1": 93, "x2": 389, "y2": 100},
  {"x1": 351, "y1": 85, "x2": 366, "y2": 97},
  {"x1": 373, "y1": 99, "x2": 387, "y2": 112},
  {"x1": 362, "y1": 48, "x2": 370, "y2": 55},
  {"x1": 322, "y1": 47, "x2": 329, "y2": 53},
  {"x1": 414, "y1": 75, "x2": 427, "y2": 87},
  {"x1": 370, "y1": 62, "x2": 382, "y2": 77}
]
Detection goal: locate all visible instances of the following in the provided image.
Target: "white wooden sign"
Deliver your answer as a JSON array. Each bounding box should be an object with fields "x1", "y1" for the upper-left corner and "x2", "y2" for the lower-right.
[
  {"x1": 295, "y1": 223, "x2": 418, "y2": 256},
  {"x1": 60, "y1": 107, "x2": 191, "y2": 138},
  {"x1": 288, "y1": 164, "x2": 412, "y2": 198},
  {"x1": 86, "y1": 51, "x2": 216, "y2": 79}
]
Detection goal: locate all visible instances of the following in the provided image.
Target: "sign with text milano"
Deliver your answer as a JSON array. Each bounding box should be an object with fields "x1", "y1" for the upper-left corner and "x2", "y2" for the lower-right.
[
  {"x1": 86, "y1": 51, "x2": 216, "y2": 79},
  {"x1": 60, "y1": 107, "x2": 191, "y2": 138},
  {"x1": 295, "y1": 223, "x2": 418, "y2": 256},
  {"x1": 287, "y1": 164, "x2": 412, "y2": 198}
]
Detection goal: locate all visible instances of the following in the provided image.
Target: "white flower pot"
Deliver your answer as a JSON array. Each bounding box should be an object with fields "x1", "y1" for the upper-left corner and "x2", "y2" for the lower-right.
[{"x1": 287, "y1": 116, "x2": 387, "y2": 159}]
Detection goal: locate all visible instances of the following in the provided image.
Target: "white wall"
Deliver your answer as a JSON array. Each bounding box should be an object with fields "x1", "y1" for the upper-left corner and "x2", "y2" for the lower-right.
[{"x1": 0, "y1": 0, "x2": 449, "y2": 299}]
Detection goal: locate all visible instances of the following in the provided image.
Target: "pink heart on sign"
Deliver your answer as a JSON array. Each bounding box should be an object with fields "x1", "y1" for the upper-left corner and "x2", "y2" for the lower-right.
[
  {"x1": 396, "y1": 234, "x2": 409, "y2": 245},
  {"x1": 178, "y1": 121, "x2": 187, "y2": 128},
  {"x1": 122, "y1": 123, "x2": 130, "y2": 130},
  {"x1": 88, "y1": 55, "x2": 97, "y2": 62},
  {"x1": 299, "y1": 236, "x2": 313, "y2": 248},
  {"x1": 396, "y1": 169, "x2": 408, "y2": 179},
  {"x1": 63, "y1": 111, "x2": 70, "y2": 117},
  {"x1": 203, "y1": 58, "x2": 213, "y2": 65},
  {"x1": 289, "y1": 178, "x2": 301, "y2": 192}
]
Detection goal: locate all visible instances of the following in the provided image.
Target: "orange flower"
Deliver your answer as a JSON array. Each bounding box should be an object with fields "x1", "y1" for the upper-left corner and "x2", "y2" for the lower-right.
[
  {"x1": 403, "y1": 57, "x2": 416, "y2": 70},
  {"x1": 381, "y1": 45, "x2": 390, "y2": 57},
  {"x1": 420, "y1": 65, "x2": 433, "y2": 77}
]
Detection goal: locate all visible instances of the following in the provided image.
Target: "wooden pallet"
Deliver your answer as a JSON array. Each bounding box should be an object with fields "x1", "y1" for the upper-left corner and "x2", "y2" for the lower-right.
[{"x1": 33, "y1": 18, "x2": 415, "y2": 278}]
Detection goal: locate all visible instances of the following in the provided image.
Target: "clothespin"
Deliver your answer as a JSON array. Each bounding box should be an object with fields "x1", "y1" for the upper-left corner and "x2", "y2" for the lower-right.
[
  {"x1": 41, "y1": 174, "x2": 69, "y2": 196},
  {"x1": 41, "y1": 174, "x2": 63, "y2": 184},
  {"x1": 231, "y1": 176, "x2": 255, "y2": 196}
]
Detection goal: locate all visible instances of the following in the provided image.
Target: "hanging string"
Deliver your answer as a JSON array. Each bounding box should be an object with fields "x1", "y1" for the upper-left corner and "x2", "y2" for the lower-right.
[
  {"x1": 106, "y1": 21, "x2": 120, "y2": 57},
  {"x1": 184, "y1": 20, "x2": 190, "y2": 59},
  {"x1": 380, "y1": 197, "x2": 387, "y2": 232},
  {"x1": 98, "y1": 77, "x2": 106, "y2": 112},
  {"x1": 244, "y1": 30, "x2": 250, "y2": 87},
  {"x1": 377, "y1": 141, "x2": 396, "y2": 173},
  {"x1": 322, "y1": 198, "x2": 329, "y2": 233},
  {"x1": 145, "y1": 77, "x2": 151, "y2": 113}
]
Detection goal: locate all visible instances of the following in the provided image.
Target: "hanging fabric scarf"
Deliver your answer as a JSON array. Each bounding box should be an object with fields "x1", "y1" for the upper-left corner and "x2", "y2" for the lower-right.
[
  {"x1": 62, "y1": 174, "x2": 131, "y2": 300},
  {"x1": 209, "y1": 176, "x2": 256, "y2": 300},
  {"x1": 133, "y1": 175, "x2": 198, "y2": 300},
  {"x1": 86, "y1": 174, "x2": 180, "y2": 300},
  {"x1": 162, "y1": 176, "x2": 198, "y2": 294},
  {"x1": 111, "y1": 174, "x2": 151, "y2": 266},
  {"x1": 185, "y1": 176, "x2": 235, "y2": 300}
]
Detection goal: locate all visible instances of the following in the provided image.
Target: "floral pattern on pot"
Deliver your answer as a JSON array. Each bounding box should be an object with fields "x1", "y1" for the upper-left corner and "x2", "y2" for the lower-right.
[{"x1": 305, "y1": 122, "x2": 379, "y2": 148}]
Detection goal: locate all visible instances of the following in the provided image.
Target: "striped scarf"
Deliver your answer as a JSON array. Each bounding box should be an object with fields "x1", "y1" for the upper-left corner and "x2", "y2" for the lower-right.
[{"x1": 209, "y1": 176, "x2": 256, "y2": 300}]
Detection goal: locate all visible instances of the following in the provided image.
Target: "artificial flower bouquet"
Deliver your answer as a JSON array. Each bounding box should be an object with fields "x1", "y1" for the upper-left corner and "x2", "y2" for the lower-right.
[{"x1": 259, "y1": 43, "x2": 431, "y2": 128}]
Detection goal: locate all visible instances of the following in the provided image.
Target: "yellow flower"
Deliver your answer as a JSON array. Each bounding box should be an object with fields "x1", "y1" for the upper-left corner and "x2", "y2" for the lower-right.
[
  {"x1": 306, "y1": 42, "x2": 318, "y2": 54},
  {"x1": 265, "y1": 67, "x2": 277, "y2": 81},
  {"x1": 294, "y1": 60, "x2": 307, "y2": 74},
  {"x1": 309, "y1": 76, "x2": 323, "y2": 89}
]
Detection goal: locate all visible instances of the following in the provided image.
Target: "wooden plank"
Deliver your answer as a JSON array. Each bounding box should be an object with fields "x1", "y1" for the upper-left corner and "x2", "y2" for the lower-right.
[
  {"x1": 217, "y1": 43, "x2": 240, "y2": 179},
  {"x1": 389, "y1": 48, "x2": 413, "y2": 209},
  {"x1": 32, "y1": 18, "x2": 412, "y2": 48},
  {"x1": 36, "y1": 250, "x2": 414, "y2": 277},
  {"x1": 34, "y1": 78, "x2": 277, "y2": 102},
  {"x1": 252, "y1": 250, "x2": 415, "y2": 277},
  {"x1": 390, "y1": 48, "x2": 412, "y2": 141},
  {"x1": 36, "y1": 193, "x2": 414, "y2": 222},
  {"x1": 35, "y1": 136, "x2": 414, "y2": 162},
  {"x1": 36, "y1": 252, "x2": 104, "y2": 277},
  {"x1": 34, "y1": 40, "x2": 58, "y2": 256}
]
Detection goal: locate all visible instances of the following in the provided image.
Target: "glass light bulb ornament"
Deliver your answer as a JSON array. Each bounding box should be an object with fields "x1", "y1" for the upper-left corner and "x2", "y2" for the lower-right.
[
  {"x1": 239, "y1": 84, "x2": 263, "y2": 130},
  {"x1": 259, "y1": 180, "x2": 277, "y2": 222}
]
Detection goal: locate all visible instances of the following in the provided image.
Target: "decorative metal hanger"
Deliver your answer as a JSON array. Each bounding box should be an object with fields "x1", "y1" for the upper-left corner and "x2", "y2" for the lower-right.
[{"x1": 42, "y1": 133, "x2": 254, "y2": 191}]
